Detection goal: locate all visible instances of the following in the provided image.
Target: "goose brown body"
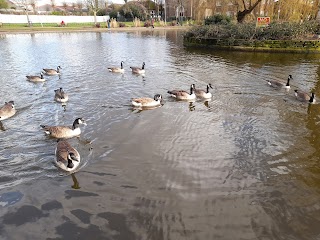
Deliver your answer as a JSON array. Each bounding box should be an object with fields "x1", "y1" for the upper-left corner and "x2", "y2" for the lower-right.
[
  {"x1": 267, "y1": 75, "x2": 292, "y2": 89},
  {"x1": 108, "y1": 61, "x2": 124, "y2": 73},
  {"x1": 132, "y1": 94, "x2": 162, "y2": 107},
  {"x1": 130, "y1": 62, "x2": 145, "y2": 74},
  {"x1": 54, "y1": 88, "x2": 69, "y2": 103},
  {"x1": 26, "y1": 73, "x2": 45, "y2": 82},
  {"x1": 55, "y1": 140, "x2": 80, "y2": 172},
  {"x1": 0, "y1": 101, "x2": 16, "y2": 121},
  {"x1": 195, "y1": 84, "x2": 213, "y2": 99},
  {"x1": 294, "y1": 90, "x2": 316, "y2": 103},
  {"x1": 40, "y1": 118, "x2": 86, "y2": 139},
  {"x1": 168, "y1": 84, "x2": 196, "y2": 101},
  {"x1": 43, "y1": 66, "x2": 61, "y2": 75}
]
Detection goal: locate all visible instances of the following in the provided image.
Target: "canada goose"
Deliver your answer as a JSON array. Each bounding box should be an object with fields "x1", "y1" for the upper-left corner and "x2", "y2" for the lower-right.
[
  {"x1": 26, "y1": 73, "x2": 45, "y2": 82},
  {"x1": 294, "y1": 90, "x2": 316, "y2": 103},
  {"x1": 168, "y1": 84, "x2": 196, "y2": 101},
  {"x1": 108, "y1": 61, "x2": 125, "y2": 73},
  {"x1": 130, "y1": 62, "x2": 145, "y2": 74},
  {"x1": 0, "y1": 101, "x2": 16, "y2": 121},
  {"x1": 132, "y1": 94, "x2": 162, "y2": 108},
  {"x1": 267, "y1": 75, "x2": 292, "y2": 89},
  {"x1": 42, "y1": 66, "x2": 62, "y2": 75},
  {"x1": 55, "y1": 139, "x2": 80, "y2": 172},
  {"x1": 195, "y1": 84, "x2": 213, "y2": 99},
  {"x1": 54, "y1": 88, "x2": 69, "y2": 103},
  {"x1": 40, "y1": 118, "x2": 87, "y2": 139}
]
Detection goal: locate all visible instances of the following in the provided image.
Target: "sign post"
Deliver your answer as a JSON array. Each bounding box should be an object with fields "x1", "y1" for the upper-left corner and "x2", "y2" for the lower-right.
[{"x1": 256, "y1": 17, "x2": 270, "y2": 28}]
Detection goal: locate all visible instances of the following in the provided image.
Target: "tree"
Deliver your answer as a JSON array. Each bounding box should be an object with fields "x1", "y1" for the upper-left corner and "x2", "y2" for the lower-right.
[
  {"x1": 30, "y1": 0, "x2": 36, "y2": 14},
  {"x1": 86, "y1": 0, "x2": 105, "y2": 24},
  {"x1": 120, "y1": 2, "x2": 148, "y2": 20},
  {"x1": 236, "y1": 0, "x2": 263, "y2": 23},
  {"x1": 76, "y1": 1, "x2": 83, "y2": 15},
  {"x1": 11, "y1": 0, "x2": 31, "y2": 26},
  {"x1": 0, "y1": 0, "x2": 9, "y2": 9},
  {"x1": 62, "y1": 1, "x2": 68, "y2": 15},
  {"x1": 51, "y1": 0, "x2": 56, "y2": 11}
]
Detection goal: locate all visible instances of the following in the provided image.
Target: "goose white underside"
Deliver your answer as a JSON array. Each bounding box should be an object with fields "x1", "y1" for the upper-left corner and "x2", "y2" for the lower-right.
[
  {"x1": 131, "y1": 100, "x2": 161, "y2": 108},
  {"x1": 54, "y1": 159, "x2": 80, "y2": 172},
  {"x1": 196, "y1": 93, "x2": 212, "y2": 99},
  {"x1": 55, "y1": 96, "x2": 69, "y2": 103},
  {"x1": 44, "y1": 127, "x2": 81, "y2": 138},
  {"x1": 132, "y1": 70, "x2": 145, "y2": 74},
  {"x1": 27, "y1": 78, "x2": 45, "y2": 82},
  {"x1": 108, "y1": 68, "x2": 124, "y2": 73},
  {"x1": 170, "y1": 93, "x2": 196, "y2": 101}
]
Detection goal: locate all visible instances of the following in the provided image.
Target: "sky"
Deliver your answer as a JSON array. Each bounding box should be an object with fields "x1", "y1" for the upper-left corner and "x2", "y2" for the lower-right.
[{"x1": 37, "y1": 0, "x2": 124, "y2": 6}]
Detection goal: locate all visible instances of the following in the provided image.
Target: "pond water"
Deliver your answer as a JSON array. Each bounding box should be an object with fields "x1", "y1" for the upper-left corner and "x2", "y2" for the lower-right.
[{"x1": 1, "y1": 29, "x2": 320, "y2": 240}]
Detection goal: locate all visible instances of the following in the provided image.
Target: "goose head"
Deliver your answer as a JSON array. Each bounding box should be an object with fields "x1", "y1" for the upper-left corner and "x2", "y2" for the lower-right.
[
  {"x1": 190, "y1": 84, "x2": 195, "y2": 94},
  {"x1": 207, "y1": 83, "x2": 213, "y2": 92},
  {"x1": 310, "y1": 93, "x2": 316, "y2": 103},
  {"x1": 154, "y1": 94, "x2": 162, "y2": 101},
  {"x1": 72, "y1": 118, "x2": 87, "y2": 129},
  {"x1": 286, "y1": 75, "x2": 293, "y2": 87},
  {"x1": 5, "y1": 101, "x2": 15, "y2": 109}
]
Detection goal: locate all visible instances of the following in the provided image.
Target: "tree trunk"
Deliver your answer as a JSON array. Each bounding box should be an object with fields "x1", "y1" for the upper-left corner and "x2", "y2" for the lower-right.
[
  {"x1": 94, "y1": 11, "x2": 97, "y2": 24},
  {"x1": 236, "y1": 0, "x2": 262, "y2": 23}
]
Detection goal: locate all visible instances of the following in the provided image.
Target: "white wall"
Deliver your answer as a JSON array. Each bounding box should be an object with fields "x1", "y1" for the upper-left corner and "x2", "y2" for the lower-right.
[{"x1": 0, "y1": 14, "x2": 109, "y2": 24}]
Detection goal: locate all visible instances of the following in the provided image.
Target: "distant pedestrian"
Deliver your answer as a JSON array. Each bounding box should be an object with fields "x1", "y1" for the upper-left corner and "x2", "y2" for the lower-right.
[
  {"x1": 151, "y1": 18, "x2": 154, "y2": 28},
  {"x1": 107, "y1": 19, "x2": 110, "y2": 29}
]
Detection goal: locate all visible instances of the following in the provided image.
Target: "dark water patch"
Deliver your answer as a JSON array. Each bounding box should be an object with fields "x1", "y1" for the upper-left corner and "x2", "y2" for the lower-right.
[
  {"x1": 70, "y1": 209, "x2": 92, "y2": 224},
  {"x1": 65, "y1": 190, "x2": 99, "y2": 199},
  {"x1": 50, "y1": 221, "x2": 109, "y2": 240},
  {"x1": 2, "y1": 205, "x2": 48, "y2": 226},
  {"x1": 97, "y1": 212, "x2": 136, "y2": 240},
  {"x1": 120, "y1": 185, "x2": 138, "y2": 189},
  {"x1": 41, "y1": 200, "x2": 63, "y2": 211},
  {"x1": 93, "y1": 181, "x2": 105, "y2": 186},
  {"x1": 82, "y1": 171, "x2": 117, "y2": 177}
]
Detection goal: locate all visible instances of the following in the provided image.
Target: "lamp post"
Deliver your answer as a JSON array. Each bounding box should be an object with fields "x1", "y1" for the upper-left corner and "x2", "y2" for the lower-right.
[
  {"x1": 275, "y1": 0, "x2": 280, "y2": 21},
  {"x1": 164, "y1": 0, "x2": 166, "y2": 25}
]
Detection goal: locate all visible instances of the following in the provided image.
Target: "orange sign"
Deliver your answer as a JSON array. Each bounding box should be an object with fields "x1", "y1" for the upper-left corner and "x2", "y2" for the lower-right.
[{"x1": 256, "y1": 17, "x2": 270, "y2": 27}]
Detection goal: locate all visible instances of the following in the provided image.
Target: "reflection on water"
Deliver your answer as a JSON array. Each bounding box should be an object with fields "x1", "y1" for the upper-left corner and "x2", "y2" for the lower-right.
[
  {"x1": 71, "y1": 173, "x2": 80, "y2": 189},
  {"x1": 1, "y1": 30, "x2": 320, "y2": 239}
]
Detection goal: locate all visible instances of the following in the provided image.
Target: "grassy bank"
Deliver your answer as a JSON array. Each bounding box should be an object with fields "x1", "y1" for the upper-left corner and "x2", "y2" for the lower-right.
[{"x1": 0, "y1": 21, "x2": 189, "y2": 33}]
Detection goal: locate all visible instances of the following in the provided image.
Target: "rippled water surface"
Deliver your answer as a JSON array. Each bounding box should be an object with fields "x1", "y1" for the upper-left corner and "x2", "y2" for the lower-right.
[{"x1": 1, "y1": 30, "x2": 320, "y2": 239}]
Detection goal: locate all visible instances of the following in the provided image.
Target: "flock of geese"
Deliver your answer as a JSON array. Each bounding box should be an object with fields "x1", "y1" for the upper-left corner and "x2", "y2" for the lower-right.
[
  {"x1": 1, "y1": 65, "x2": 87, "y2": 173},
  {"x1": 267, "y1": 74, "x2": 316, "y2": 103},
  {"x1": 108, "y1": 61, "x2": 214, "y2": 108},
  {"x1": 0, "y1": 63, "x2": 316, "y2": 174}
]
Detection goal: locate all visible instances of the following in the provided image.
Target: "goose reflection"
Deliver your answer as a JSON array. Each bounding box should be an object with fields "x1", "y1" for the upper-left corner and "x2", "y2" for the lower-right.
[
  {"x1": 0, "y1": 121, "x2": 5, "y2": 131},
  {"x1": 71, "y1": 173, "x2": 80, "y2": 189},
  {"x1": 204, "y1": 100, "x2": 211, "y2": 109},
  {"x1": 131, "y1": 104, "x2": 163, "y2": 113},
  {"x1": 189, "y1": 101, "x2": 195, "y2": 111}
]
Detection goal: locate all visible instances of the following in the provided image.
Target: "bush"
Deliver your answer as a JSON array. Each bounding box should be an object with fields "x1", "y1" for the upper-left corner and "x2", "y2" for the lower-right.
[
  {"x1": 204, "y1": 14, "x2": 231, "y2": 25},
  {"x1": 109, "y1": 10, "x2": 117, "y2": 19},
  {"x1": 119, "y1": 22, "x2": 126, "y2": 27},
  {"x1": 185, "y1": 21, "x2": 320, "y2": 41},
  {"x1": 119, "y1": 2, "x2": 147, "y2": 21}
]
